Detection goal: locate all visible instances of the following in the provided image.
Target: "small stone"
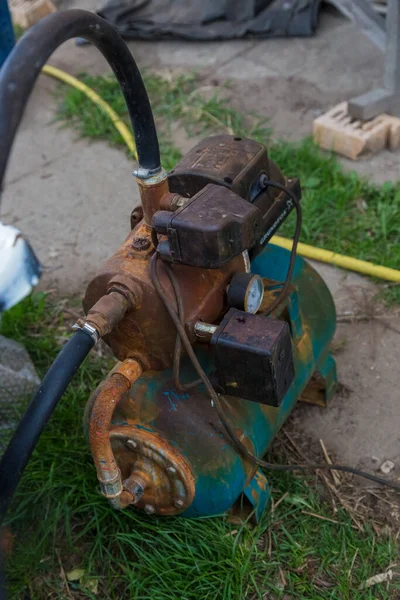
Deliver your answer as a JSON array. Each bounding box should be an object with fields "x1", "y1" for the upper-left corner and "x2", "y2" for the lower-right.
[
  {"x1": 380, "y1": 460, "x2": 395, "y2": 474},
  {"x1": 144, "y1": 504, "x2": 155, "y2": 514},
  {"x1": 0, "y1": 335, "x2": 40, "y2": 451}
]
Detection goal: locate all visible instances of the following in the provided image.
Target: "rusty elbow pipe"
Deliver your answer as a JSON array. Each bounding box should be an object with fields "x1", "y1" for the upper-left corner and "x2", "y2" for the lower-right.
[{"x1": 89, "y1": 359, "x2": 143, "y2": 507}]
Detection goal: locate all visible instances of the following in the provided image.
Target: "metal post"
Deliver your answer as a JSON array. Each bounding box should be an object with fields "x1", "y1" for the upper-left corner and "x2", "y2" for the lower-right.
[
  {"x1": 0, "y1": 0, "x2": 15, "y2": 69},
  {"x1": 348, "y1": 0, "x2": 400, "y2": 119},
  {"x1": 384, "y1": 0, "x2": 400, "y2": 92}
]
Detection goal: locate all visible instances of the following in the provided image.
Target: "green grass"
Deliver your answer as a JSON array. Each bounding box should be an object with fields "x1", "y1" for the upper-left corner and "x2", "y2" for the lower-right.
[
  {"x1": 56, "y1": 72, "x2": 400, "y2": 304},
  {"x1": 1, "y1": 296, "x2": 399, "y2": 599}
]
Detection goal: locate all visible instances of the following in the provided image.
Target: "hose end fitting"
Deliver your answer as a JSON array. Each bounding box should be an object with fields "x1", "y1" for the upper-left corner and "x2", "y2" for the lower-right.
[
  {"x1": 135, "y1": 168, "x2": 169, "y2": 226},
  {"x1": 84, "y1": 289, "x2": 134, "y2": 339}
]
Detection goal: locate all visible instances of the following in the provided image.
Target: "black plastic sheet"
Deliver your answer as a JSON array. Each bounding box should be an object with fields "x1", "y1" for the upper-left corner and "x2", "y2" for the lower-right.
[{"x1": 98, "y1": 0, "x2": 322, "y2": 40}]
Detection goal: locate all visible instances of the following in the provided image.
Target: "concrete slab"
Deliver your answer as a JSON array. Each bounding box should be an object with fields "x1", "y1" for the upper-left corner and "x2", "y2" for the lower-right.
[
  {"x1": 299, "y1": 316, "x2": 400, "y2": 472},
  {"x1": 293, "y1": 261, "x2": 400, "y2": 473},
  {"x1": 2, "y1": 79, "x2": 139, "y2": 295},
  {"x1": 243, "y1": 17, "x2": 383, "y2": 96}
]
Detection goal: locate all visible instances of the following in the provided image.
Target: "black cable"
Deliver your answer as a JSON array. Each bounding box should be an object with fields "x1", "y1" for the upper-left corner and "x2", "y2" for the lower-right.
[
  {"x1": 0, "y1": 9, "x2": 160, "y2": 191},
  {"x1": 151, "y1": 252, "x2": 400, "y2": 493},
  {"x1": 261, "y1": 180, "x2": 302, "y2": 316},
  {"x1": 165, "y1": 264, "x2": 202, "y2": 391},
  {"x1": 0, "y1": 329, "x2": 95, "y2": 524},
  {"x1": 151, "y1": 228, "x2": 159, "y2": 250}
]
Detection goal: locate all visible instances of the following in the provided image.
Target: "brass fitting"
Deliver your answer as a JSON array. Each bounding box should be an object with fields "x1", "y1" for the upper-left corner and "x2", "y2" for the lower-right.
[
  {"x1": 135, "y1": 169, "x2": 169, "y2": 226},
  {"x1": 159, "y1": 192, "x2": 189, "y2": 212},
  {"x1": 85, "y1": 289, "x2": 132, "y2": 338}
]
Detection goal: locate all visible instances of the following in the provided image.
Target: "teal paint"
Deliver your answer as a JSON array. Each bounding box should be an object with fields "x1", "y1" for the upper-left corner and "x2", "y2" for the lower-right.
[{"x1": 243, "y1": 469, "x2": 270, "y2": 522}]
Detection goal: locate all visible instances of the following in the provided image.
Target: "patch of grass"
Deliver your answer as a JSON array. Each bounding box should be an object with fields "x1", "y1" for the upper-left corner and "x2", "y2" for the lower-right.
[
  {"x1": 2, "y1": 296, "x2": 399, "y2": 599},
  {"x1": 56, "y1": 72, "x2": 400, "y2": 304},
  {"x1": 13, "y1": 24, "x2": 24, "y2": 41}
]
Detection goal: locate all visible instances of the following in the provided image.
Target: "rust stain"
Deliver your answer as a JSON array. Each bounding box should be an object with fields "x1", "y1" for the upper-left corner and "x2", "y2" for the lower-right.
[
  {"x1": 89, "y1": 360, "x2": 142, "y2": 498},
  {"x1": 83, "y1": 224, "x2": 245, "y2": 370}
]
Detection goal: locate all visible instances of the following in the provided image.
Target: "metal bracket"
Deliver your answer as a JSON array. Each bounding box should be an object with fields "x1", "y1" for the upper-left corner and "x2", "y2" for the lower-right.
[
  {"x1": 243, "y1": 469, "x2": 270, "y2": 522},
  {"x1": 348, "y1": 0, "x2": 400, "y2": 119}
]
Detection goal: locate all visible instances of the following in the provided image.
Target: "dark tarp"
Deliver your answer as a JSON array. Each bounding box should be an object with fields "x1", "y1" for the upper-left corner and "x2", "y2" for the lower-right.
[{"x1": 98, "y1": 0, "x2": 322, "y2": 41}]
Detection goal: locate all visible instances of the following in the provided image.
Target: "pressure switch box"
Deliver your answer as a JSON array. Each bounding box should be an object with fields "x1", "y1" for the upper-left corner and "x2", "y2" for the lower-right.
[
  {"x1": 211, "y1": 308, "x2": 294, "y2": 406},
  {"x1": 152, "y1": 184, "x2": 262, "y2": 268}
]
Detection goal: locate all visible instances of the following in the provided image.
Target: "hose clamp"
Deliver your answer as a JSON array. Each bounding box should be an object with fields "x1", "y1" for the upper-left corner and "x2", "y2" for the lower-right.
[
  {"x1": 133, "y1": 166, "x2": 162, "y2": 180},
  {"x1": 72, "y1": 321, "x2": 100, "y2": 344}
]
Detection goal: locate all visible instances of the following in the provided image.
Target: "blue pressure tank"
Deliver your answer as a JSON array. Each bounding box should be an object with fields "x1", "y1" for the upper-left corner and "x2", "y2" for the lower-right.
[{"x1": 99, "y1": 244, "x2": 337, "y2": 520}]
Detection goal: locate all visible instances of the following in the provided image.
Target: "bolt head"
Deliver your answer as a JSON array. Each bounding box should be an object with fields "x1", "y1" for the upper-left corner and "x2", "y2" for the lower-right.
[
  {"x1": 132, "y1": 236, "x2": 151, "y2": 251},
  {"x1": 259, "y1": 173, "x2": 269, "y2": 189},
  {"x1": 174, "y1": 499, "x2": 184, "y2": 509},
  {"x1": 144, "y1": 504, "x2": 155, "y2": 514},
  {"x1": 126, "y1": 439, "x2": 138, "y2": 450}
]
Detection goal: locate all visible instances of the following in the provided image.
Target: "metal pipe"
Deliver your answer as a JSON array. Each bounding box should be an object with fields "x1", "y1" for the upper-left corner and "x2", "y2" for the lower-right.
[
  {"x1": 89, "y1": 359, "x2": 142, "y2": 504},
  {"x1": 194, "y1": 322, "x2": 217, "y2": 342},
  {"x1": 0, "y1": 9, "x2": 161, "y2": 191}
]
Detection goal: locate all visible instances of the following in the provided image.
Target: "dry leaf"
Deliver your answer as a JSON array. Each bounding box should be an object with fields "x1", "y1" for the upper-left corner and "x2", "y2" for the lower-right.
[
  {"x1": 66, "y1": 568, "x2": 99, "y2": 595},
  {"x1": 359, "y1": 569, "x2": 393, "y2": 589},
  {"x1": 67, "y1": 568, "x2": 85, "y2": 582}
]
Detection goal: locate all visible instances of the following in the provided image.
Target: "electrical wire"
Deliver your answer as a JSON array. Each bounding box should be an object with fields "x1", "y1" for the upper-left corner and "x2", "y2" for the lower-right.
[
  {"x1": 262, "y1": 180, "x2": 302, "y2": 315},
  {"x1": 150, "y1": 253, "x2": 400, "y2": 493},
  {"x1": 165, "y1": 264, "x2": 202, "y2": 391}
]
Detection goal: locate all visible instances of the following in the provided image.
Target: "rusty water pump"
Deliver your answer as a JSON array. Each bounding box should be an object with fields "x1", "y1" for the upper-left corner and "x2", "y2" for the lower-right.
[
  {"x1": 0, "y1": 9, "x2": 338, "y2": 523},
  {"x1": 81, "y1": 131, "x2": 338, "y2": 519}
]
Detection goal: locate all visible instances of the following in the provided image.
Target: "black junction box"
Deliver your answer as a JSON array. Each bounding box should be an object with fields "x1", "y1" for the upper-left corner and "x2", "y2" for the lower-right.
[
  {"x1": 152, "y1": 183, "x2": 262, "y2": 268},
  {"x1": 211, "y1": 308, "x2": 294, "y2": 406}
]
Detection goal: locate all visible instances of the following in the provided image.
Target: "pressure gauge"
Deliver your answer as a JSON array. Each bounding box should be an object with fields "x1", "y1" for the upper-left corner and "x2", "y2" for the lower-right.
[{"x1": 227, "y1": 272, "x2": 264, "y2": 314}]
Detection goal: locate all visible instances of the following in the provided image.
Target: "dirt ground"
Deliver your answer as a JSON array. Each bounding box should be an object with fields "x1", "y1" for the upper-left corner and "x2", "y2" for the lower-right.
[{"x1": 1, "y1": 3, "x2": 399, "y2": 485}]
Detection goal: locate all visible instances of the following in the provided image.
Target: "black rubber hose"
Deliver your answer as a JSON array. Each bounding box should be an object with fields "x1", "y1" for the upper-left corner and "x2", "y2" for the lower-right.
[
  {"x1": 0, "y1": 329, "x2": 94, "y2": 524},
  {"x1": 0, "y1": 9, "x2": 160, "y2": 188}
]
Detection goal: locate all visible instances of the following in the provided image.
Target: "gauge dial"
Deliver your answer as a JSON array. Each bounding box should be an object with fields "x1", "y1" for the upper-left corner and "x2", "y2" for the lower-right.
[
  {"x1": 244, "y1": 275, "x2": 264, "y2": 314},
  {"x1": 227, "y1": 273, "x2": 264, "y2": 314}
]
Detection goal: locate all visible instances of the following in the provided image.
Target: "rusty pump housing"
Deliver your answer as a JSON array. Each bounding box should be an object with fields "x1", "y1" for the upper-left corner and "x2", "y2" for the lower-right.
[
  {"x1": 83, "y1": 135, "x2": 337, "y2": 519},
  {"x1": 0, "y1": 10, "x2": 337, "y2": 524}
]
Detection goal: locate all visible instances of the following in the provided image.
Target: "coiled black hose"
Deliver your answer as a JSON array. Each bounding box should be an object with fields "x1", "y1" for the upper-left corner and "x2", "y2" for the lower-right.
[
  {"x1": 0, "y1": 9, "x2": 164, "y2": 524},
  {"x1": 0, "y1": 9, "x2": 161, "y2": 188},
  {"x1": 0, "y1": 329, "x2": 94, "y2": 524}
]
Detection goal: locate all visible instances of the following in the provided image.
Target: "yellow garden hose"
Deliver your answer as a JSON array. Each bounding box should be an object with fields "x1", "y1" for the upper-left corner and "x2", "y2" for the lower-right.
[
  {"x1": 42, "y1": 65, "x2": 400, "y2": 283},
  {"x1": 270, "y1": 236, "x2": 400, "y2": 282},
  {"x1": 42, "y1": 65, "x2": 138, "y2": 159}
]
